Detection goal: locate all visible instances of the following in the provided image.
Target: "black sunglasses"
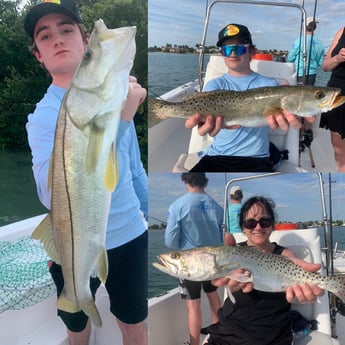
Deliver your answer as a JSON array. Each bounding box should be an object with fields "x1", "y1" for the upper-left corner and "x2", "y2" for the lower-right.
[{"x1": 243, "y1": 217, "x2": 273, "y2": 229}]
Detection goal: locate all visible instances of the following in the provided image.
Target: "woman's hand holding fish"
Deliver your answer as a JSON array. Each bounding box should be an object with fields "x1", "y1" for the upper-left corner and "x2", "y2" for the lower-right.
[
  {"x1": 121, "y1": 76, "x2": 147, "y2": 122},
  {"x1": 284, "y1": 257, "x2": 324, "y2": 304},
  {"x1": 212, "y1": 269, "x2": 254, "y2": 293},
  {"x1": 265, "y1": 110, "x2": 315, "y2": 131}
]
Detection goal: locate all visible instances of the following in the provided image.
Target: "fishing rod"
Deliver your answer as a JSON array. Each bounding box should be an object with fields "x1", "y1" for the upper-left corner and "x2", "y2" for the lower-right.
[{"x1": 306, "y1": 0, "x2": 319, "y2": 80}]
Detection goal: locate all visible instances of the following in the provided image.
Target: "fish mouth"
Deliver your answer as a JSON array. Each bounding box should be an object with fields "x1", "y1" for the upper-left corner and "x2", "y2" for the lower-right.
[
  {"x1": 329, "y1": 95, "x2": 345, "y2": 110},
  {"x1": 153, "y1": 255, "x2": 178, "y2": 275}
]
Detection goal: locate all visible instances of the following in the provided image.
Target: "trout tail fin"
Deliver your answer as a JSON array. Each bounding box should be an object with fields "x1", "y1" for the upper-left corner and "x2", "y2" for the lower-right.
[
  {"x1": 330, "y1": 274, "x2": 345, "y2": 303},
  {"x1": 148, "y1": 97, "x2": 167, "y2": 127}
]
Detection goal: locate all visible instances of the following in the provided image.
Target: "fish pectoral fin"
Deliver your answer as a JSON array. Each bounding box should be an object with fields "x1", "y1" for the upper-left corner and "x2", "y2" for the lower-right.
[
  {"x1": 31, "y1": 214, "x2": 61, "y2": 264},
  {"x1": 263, "y1": 105, "x2": 283, "y2": 117},
  {"x1": 227, "y1": 270, "x2": 253, "y2": 283},
  {"x1": 104, "y1": 142, "x2": 118, "y2": 192},
  {"x1": 86, "y1": 123, "x2": 104, "y2": 174},
  {"x1": 93, "y1": 248, "x2": 108, "y2": 284}
]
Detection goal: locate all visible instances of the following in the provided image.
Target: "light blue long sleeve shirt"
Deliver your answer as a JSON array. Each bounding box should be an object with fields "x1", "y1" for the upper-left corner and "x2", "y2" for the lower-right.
[
  {"x1": 227, "y1": 203, "x2": 242, "y2": 233},
  {"x1": 165, "y1": 192, "x2": 224, "y2": 250},
  {"x1": 287, "y1": 35, "x2": 324, "y2": 77},
  {"x1": 203, "y1": 72, "x2": 278, "y2": 158},
  {"x1": 26, "y1": 84, "x2": 147, "y2": 249}
]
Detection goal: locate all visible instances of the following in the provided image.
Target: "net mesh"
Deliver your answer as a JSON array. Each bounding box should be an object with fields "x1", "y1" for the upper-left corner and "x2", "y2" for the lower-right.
[{"x1": 0, "y1": 235, "x2": 55, "y2": 312}]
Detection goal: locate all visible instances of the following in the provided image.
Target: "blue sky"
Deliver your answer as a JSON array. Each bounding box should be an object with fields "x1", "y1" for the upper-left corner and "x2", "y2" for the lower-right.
[
  {"x1": 148, "y1": 0, "x2": 345, "y2": 51},
  {"x1": 149, "y1": 173, "x2": 345, "y2": 225}
]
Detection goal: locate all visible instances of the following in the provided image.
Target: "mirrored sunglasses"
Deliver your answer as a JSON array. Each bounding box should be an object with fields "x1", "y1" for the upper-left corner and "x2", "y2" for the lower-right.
[
  {"x1": 243, "y1": 217, "x2": 273, "y2": 229},
  {"x1": 220, "y1": 44, "x2": 249, "y2": 57}
]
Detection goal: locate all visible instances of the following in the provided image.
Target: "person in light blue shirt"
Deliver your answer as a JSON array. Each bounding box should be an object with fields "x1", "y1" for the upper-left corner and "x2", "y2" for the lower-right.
[
  {"x1": 227, "y1": 186, "x2": 243, "y2": 233},
  {"x1": 186, "y1": 23, "x2": 315, "y2": 172},
  {"x1": 287, "y1": 18, "x2": 324, "y2": 86},
  {"x1": 165, "y1": 173, "x2": 223, "y2": 345},
  {"x1": 189, "y1": 23, "x2": 278, "y2": 172},
  {"x1": 24, "y1": 1, "x2": 148, "y2": 344}
]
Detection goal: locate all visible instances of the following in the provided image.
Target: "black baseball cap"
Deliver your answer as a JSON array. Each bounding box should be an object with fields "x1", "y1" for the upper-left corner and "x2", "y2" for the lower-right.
[
  {"x1": 24, "y1": 0, "x2": 83, "y2": 40},
  {"x1": 216, "y1": 23, "x2": 253, "y2": 47}
]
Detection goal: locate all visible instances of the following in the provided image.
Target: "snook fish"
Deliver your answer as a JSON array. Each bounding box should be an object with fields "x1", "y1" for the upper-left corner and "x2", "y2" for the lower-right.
[
  {"x1": 153, "y1": 246, "x2": 345, "y2": 302},
  {"x1": 32, "y1": 20, "x2": 136, "y2": 327},
  {"x1": 148, "y1": 86, "x2": 345, "y2": 127}
]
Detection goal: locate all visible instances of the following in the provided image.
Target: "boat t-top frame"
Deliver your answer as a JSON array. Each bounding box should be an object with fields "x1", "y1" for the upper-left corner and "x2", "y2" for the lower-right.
[{"x1": 198, "y1": 0, "x2": 307, "y2": 90}]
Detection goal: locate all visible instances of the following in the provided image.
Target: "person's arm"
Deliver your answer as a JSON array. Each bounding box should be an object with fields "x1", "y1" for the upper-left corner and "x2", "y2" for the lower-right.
[
  {"x1": 127, "y1": 121, "x2": 148, "y2": 219},
  {"x1": 316, "y1": 43, "x2": 325, "y2": 67},
  {"x1": 164, "y1": 204, "x2": 182, "y2": 249},
  {"x1": 286, "y1": 39, "x2": 299, "y2": 63},
  {"x1": 212, "y1": 246, "x2": 324, "y2": 304},
  {"x1": 322, "y1": 27, "x2": 345, "y2": 72},
  {"x1": 281, "y1": 248, "x2": 324, "y2": 303},
  {"x1": 26, "y1": 107, "x2": 56, "y2": 210}
]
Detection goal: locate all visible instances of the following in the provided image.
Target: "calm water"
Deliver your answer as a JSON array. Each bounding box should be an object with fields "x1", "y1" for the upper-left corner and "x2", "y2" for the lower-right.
[
  {"x1": 148, "y1": 52, "x2": 210, "y2": 96},
  {"x1": 0, "y1": 150, "x2": 46, "y2": 226},
  {"x1": 148, "y1": 52, "x2": 330, "y2": 96}
]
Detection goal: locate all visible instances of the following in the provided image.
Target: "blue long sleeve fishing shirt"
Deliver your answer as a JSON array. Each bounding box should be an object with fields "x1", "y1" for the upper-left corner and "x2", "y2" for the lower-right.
[
  {"x1": 287, "y1": 35, "x2": 324, "y2": 77},
  {"x1": 165, "y1": 192, "x2": 224, "y2": 250}
]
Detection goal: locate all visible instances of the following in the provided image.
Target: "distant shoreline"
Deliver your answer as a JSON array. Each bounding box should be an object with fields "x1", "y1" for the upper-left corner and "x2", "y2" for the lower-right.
[{"x1": 148, "y1": 45, "x2": 289, "y2": 57}]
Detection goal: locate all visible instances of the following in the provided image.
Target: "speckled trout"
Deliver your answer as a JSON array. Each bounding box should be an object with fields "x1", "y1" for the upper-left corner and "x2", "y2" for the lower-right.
[
  {"x1": 31, "y1": 20, "x2": 136, "y2": 327},
  {"x1": 148, "y1": 86, "x2": 345, "y2": 127},
  {"x1": 153, "y1": 246, "x2": 345, "y2": 302}
]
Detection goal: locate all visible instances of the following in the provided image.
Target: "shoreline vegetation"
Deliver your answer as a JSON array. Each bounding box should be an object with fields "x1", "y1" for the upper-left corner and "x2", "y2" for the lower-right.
[
  {"x1": 149, "y1": 44, "x2": 289, "y2": 59},
  {"x1": 148, "y1": 220, "x2": 345, "y2": 230}
]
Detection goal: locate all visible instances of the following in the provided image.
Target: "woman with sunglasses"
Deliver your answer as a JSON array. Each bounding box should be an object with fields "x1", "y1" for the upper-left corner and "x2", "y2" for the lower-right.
[
  {"x1": 204, "y1": 196, "x2": 324, "y2": 345},
  {"x1": 187, "y1": 23, "x2": 315, "y2": 172}
]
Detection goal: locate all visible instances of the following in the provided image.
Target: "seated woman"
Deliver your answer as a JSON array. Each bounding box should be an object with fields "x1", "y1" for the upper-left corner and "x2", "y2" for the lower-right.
[{"x1": 205, "y1": 196, "x2": 323, "y2": 345}]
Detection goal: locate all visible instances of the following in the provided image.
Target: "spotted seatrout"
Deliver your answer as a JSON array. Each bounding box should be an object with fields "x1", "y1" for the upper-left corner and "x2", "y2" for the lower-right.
[
  {"x1": 148, "y1": 86, "x2": 345, "y2": 127},
  {"x1": 153, "y1": 246, "x2": 345, "y2": 302},
  {"x1": 31, "y1": 20, "x2": 136, "y2": 327}
]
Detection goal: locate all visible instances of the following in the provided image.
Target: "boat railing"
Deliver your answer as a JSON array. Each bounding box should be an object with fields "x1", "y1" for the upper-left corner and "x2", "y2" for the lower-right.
[{"x1": 198, "y1": 0, "x2": 307, "y2": 90}]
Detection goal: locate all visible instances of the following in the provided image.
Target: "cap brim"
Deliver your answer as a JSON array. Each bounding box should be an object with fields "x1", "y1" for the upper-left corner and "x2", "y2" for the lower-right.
[{"x1": 24, "y1": 3, "x2": 82, "y2": 39}]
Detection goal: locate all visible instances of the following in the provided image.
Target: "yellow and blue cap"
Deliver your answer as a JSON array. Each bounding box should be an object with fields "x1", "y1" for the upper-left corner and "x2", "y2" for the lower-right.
[
  {"x1": 216, "y1": 23, "x2": 252, "y2": 47},
  {"x1": 24, "y1": 0, "x2": 83, "y2": 39}
]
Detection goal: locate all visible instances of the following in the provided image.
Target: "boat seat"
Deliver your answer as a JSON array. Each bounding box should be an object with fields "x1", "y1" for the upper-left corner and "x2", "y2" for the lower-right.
[
  {"x1": 172, "y1": 54, "x2": 300, "y2": 172},
  {"x1": 232, "y1": 229, "x2": 340, "y2": 344}
]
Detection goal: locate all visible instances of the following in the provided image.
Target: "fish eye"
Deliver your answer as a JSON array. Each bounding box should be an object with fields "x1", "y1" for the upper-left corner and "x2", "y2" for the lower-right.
[
  {"x1": 84, "y1": 50, "x2": 93, "y2": 61},
  {"x1": 314, "y1": 90, "x2": 325, "y2": 99},
  {"x1": 170, "y1": 253, "x2": 180, "y2": 260}
]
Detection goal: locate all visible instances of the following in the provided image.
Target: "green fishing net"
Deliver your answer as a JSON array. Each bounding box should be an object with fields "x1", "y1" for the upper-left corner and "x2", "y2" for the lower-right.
[{"x1": 0, "y1": 235, "x2": 55, "y2": 312}]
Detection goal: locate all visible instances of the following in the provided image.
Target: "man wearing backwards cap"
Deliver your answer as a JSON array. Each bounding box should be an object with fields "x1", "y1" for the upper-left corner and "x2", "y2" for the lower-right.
[
  {"x1": 287, "y1": 17, "x2": 324, "y2": 86},
  {"x1": 24, "y1": 1, "x2": 148, "y2": 344},
  {"x1": 186, "y1": 23, "x2": 315, "y2": 172}
]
